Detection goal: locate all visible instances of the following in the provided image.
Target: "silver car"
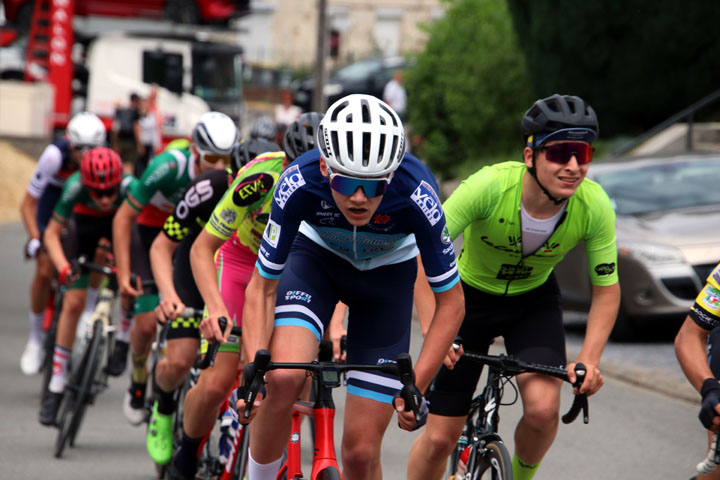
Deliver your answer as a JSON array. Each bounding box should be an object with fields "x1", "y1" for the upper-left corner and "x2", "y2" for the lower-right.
[{"x1": 554, "y1": 154, "x2": 720, "y2": 340}]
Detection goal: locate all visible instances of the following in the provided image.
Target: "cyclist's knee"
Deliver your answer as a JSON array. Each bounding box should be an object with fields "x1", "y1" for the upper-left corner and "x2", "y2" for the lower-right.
[
  {"x1": 165, "y1": 353, "x2": 194, "y2": 378},
  {"x1": 341, "y1": 440, "x2": 381, "y2": 473},
  {"x1": 201, "y1": 374, "x2": 235, "y2": 407},
  {"x1": 423, "y1": 425, "x2": 459, "y2": 459},
  {"x1": 265, "y1": 369, "x2": 305, "y2": 405},
  {"x1": 522, "y1": 400, "x2": 560, "y2": 430},
  {"x1": 62, "y1": 294, "x2": 85, "y2": 318},
  {"x1": 134, "y1": 314, "x2": 157, "y2": 340}
]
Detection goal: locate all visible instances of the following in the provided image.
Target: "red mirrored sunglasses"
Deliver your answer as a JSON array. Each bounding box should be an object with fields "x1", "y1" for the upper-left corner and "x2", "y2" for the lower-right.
[{"x1": 538, "y1": 142, "x2": 594, "y2": 165}]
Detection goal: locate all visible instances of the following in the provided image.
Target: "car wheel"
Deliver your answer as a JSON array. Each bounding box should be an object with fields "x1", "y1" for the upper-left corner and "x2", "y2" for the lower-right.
[{"x1": 609, "y1": 303, "x2": 637, "y2": 342}]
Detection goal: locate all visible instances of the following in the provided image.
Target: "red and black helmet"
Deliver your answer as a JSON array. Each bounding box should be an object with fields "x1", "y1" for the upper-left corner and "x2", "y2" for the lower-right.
[{"x1": 80, "y1": 147, "x2": 123, "y2": 190}]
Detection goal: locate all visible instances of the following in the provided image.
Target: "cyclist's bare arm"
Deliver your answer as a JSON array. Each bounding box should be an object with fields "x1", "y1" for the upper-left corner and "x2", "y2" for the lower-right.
[
  {"x1": 327, "y1": 302, "x2": 347, "y2": 361},
  {"x1": 43, "y1": 218, "x2": 71, "y2": 273},
  {"x1": 112, "y1": 199, "x2": 141, "y2": 297},
  {"x1": 573, "y1": 282, "x2": 620, "y2": 395},
  {"x1": 414, "y1": 281, "x2": 465, "y2": 393},
  {"x1": 189, "y1": 229, "x2": 229, "y2": 342},
  {"x1": 675, "y1": 316, "x2": 716, "y2": 393},
  {"x1": 149, "y1": 232, "x2": 184, "y2": 322},
  {"x1": 20, "y1": 192, "x2": 41, "y2": 240},
  {"x1": 240, "y1": 269, "x2": 278, "y2": 360}
]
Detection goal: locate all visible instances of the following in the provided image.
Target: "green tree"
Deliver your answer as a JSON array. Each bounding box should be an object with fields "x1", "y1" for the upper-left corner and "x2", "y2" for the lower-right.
[
  {"x1": 406, "y1": 0, "x2": 533, "y2": 178},
  {"x1": 507, "y1": 0, "x2": 720, "y2": 135}
]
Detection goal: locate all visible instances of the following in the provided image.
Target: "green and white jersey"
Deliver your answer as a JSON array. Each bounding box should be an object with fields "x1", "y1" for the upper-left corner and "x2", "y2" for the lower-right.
[
  {"x1": 444, "y1": 161, "x2": 618, "y2": 296},
  {"x1": 126, "y1": 148, "x2": 197, "y2": 227}
]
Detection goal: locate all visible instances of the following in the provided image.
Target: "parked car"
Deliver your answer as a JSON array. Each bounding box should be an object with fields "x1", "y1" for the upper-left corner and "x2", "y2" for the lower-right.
[
  {"x1": 292, "y1": 57, "x2": 405, "y2": 112},
  {"x1": 554, "y1": 153, "x2": 720, "y2": 340}
]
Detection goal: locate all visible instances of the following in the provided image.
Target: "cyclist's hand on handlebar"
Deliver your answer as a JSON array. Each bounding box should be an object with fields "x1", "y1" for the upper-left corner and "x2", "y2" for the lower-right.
[
  {"x1": 119, "y1": 273, "x2": 142, "y2": 298},
  {"x1": 444, "y1": 341, "x2": 464, "y2": 369},
  {"x1": 156, "y1": 294, "x2": 186, "y2": 323},
  {"x1": 329, "y1": 326, "x2": 347, "y2": 362},
  {"x1": 568, "y1": 361, "x2": 603, "y2": 396},
  {"x1": 700, "y1": 379, "x2": 720, "y2": 431},
  {"x1": 58, "y1": 263, "x2": 80, "y2": 286},
  {"x1": 24, "y1": 238, "x2": 42, "y2": 259},
  {"x1": 235, "y1": 392, "x2": 264, "y2": 425},
  {"x1": 393, "y1": 394, "x2": 429, "y2": 432},
  {"x1": 199, "y1": 314, "x2": 230, "y2": 344}
]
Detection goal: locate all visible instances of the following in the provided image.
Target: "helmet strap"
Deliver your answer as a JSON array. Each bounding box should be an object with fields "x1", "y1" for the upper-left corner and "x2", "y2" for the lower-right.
[{"x1": 528, "y1": 147, "x2": 566, "y2": 206}]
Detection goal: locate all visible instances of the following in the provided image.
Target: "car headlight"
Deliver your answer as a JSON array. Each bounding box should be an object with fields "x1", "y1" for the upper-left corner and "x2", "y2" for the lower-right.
[
  {"x1": 617, "y1": 241, "x2": 685, "y2": 265},
  {"x1": 323, "y1": 83, "x2": 343, "y2": 96}
]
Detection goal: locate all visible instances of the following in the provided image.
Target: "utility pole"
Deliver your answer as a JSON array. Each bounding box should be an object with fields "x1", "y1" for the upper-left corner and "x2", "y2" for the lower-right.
[{"x1": 312, "y1": 0, "x2": 328, "y2": 113}]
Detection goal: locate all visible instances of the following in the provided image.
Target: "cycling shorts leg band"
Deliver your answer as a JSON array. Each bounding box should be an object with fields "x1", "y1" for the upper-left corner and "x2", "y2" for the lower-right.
[
  {"x1": 66, "y1": 273, "x2": 90, "y2": 290},
  {"x1": 134, "y1": 293, "x2": 159, "y2": 314}
]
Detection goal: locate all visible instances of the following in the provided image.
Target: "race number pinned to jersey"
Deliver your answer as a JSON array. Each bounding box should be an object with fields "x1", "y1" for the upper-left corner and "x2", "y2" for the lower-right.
[
  {"x1": 274, "y1": 165, "x2": 305, "y2": 209},
  {"x1": 263, "y1": 219, "x2": 281, "y2": 248},
  {"x1": 411, "y1": 180, "x2": 443, "y2": 226}
]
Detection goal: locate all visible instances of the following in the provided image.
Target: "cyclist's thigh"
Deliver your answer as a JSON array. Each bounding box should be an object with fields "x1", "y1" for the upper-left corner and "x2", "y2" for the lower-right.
[
  {"x1": 131, "y1": 223, "x2": 161, "y2": 313},
  {"x1": 342, "y1": 393, "x2": 394, "y2": 448},
  {"x1": 502, "y1": 273, "x2": 566, "y2": 368},
  {"x1": 36, "y1": 184, "x2": 63, "y2": 235},
  {"x1": 341, "y1": 258, "x2": 416, "y2": 404},
  {"x1": 215, "y1": 242, "x2": 255, "y2": 328}
]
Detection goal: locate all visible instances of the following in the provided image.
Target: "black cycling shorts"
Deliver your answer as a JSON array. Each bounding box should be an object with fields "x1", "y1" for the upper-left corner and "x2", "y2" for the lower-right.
[
  {"x1": 130, "y1": 223, "x2": 161, "y2": 295},
  {"x1": 64, "y1": 214, "x2": 114, "y2": 261},
  {"x1": 427, "y1": 274, "x2": 566, "y2": 417}
]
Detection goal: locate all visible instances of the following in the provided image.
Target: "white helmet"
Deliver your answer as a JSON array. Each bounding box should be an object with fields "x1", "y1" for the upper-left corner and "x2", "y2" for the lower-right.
[
  {"x1": 192, "y1": 111, "x2": 239, "y2": 156},
  {"x1": 66, "y1": 112, "x2": 106, "y2": 148},
  {"x1": 317, "y1": 94, "x2": 405, "y2": 178}
]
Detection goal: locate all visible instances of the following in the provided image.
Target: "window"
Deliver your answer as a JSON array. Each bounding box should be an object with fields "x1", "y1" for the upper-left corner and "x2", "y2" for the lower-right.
[{"x1": 142, "y1": 50, "x2": 183, "y2": 95}]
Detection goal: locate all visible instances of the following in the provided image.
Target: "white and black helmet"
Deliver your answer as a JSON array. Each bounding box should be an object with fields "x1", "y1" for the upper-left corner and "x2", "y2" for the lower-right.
[
  {"x1": 66, "y1": 112, "x2": 106, "y2": 148},
  {"x1": 317, "y1": 94, "x2": 405, "y2": 178},
  {"x1": 192, "y1": 111, "x2": 239, "y2": 156}
]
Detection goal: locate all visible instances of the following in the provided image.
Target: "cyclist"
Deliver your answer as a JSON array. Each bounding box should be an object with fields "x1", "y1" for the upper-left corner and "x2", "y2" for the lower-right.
[
  {"x1": 38, "y1": 148, "x2": 131, "y2": 425},
  {"x1": 112, "y1": 112, "x2": 239, "y2": 426},
  {"x1": 675, "y1": 262, "x2": 720, "y2": 480},
  {"x1": 248, "y1": 115, "x2": 277, "y2": 142},
  {"x1": 145, "y1": 137, "x2": 279, "y2": 467},
  {"x1": 168, "y1": 116, "x2": 322, "y2": 480},
  {"x1": 19, "y1": 112, "x2": 107, "y2": 376},
  {"x1": 218, "y1": 95, "x2": 464, "y2": 480},
  {"x1": 407, "y1": 94, "x2": 621, "y2": 480}
]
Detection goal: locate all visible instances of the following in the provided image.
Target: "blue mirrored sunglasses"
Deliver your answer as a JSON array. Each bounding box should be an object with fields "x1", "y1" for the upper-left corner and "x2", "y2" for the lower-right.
[{"x1": 328, "y1": 169, "x2": 390, "y2": 198}]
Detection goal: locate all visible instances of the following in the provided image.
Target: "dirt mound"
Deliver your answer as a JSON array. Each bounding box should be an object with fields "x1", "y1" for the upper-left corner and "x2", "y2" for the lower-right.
[{"x1": 0, "y1": 141, "x2": 37, "y2": 224}]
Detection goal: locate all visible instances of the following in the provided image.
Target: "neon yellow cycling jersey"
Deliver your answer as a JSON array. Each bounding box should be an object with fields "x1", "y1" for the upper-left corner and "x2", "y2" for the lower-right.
[
  {"x1": 443, "y1": 161, "x2": 618, "y2": 296},
  {"x1": 204, "y1": 151, "x2": 285, "y2": 254},
  {"x1": 690, "y1": 263, "x2": 720, "y2": 330}
]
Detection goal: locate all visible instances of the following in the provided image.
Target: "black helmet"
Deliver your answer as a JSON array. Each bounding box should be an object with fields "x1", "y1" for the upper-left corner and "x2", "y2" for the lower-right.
[
  {"x1": 249, "y1": 115, "x2": 277, "y2": 142},
  {"x1": 521, "y1": 94, "x2": 598, "y2": 146},
  {"x1": 283, "y1": 112, "x2": 324, "y2": 161},
  {"x1": 231, "y1": 138, "x2": 280, "y2": 174}
]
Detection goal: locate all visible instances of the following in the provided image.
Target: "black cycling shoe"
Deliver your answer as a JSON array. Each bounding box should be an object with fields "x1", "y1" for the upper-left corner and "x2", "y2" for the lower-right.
[
  {"x1": 167, "y1": 462, "x2": 196, "y2": 480},
  {"x1": 106, "y1": 340, "x2": 129, "y2": 376},
  {"x1": 39, "y1": 391, "x2": 63, "y2": 426}
]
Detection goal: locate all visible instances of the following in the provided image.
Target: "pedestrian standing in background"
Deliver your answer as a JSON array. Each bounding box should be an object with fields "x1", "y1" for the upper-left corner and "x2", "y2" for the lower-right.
[
  {"x1": 136, "y1": 97, "x2": 159, "y2": 178},
  {"x1": 111, "y1": 93, "x2": 140, "y2": 174},
  {"x1": 384, "y1": 69, "x2": 409, "y2": 152},
  {"x1": 274, "y1": 89, "x2": 301, "y2": 144}
]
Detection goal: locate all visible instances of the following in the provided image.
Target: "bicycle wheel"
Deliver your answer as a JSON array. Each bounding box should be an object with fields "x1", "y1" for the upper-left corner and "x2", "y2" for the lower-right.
[
  {"x1": 318, "y1": 466, "x2": 341, "y2": 480},
  {"x1": 470, "y1": 440, "x2": 513, "y2": 480},
  {"x1": 40, "y1": 292, "x2": 63, "y2": 405},
  {"x1": 231, "y1": 422, "x2": 250, "y2": 480},
  {"x1": 54, "y1": 333, "x2": 90, "y2": 458}
]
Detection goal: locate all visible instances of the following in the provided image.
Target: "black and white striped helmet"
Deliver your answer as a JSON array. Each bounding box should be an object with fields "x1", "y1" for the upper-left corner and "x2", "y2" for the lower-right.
[
  {"x1": 317, "y1": 94, "x2": 405, "y2": 177},
  {"x1": 192, "y1": 111, "x2": 239, "y2": 156}
]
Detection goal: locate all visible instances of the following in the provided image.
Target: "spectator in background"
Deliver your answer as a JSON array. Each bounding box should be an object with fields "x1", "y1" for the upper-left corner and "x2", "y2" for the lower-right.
[
  {"x1": 111, "y1": 93, "x2": 140, "y2": 174},
  {"x1": 274, "y1": 89, "x2": 301, "y2": 144},
  {"x1": 383, "y1": 69, "x2": 407, "y2": 120},
  {"x1": 147, "y1": 85, "x2": 164, "y2": 150},
  {"x1": 136, "y1": 97, "x2": 159, "y2": 178}
]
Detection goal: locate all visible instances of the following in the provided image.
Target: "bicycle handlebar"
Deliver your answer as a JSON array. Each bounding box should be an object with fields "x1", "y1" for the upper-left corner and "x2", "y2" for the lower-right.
[
  {"x1": 697, "y1": 432, "x2": 720, "y2": 475},
  {"x1": 462, "y1": 352, "x2": 589, "y2": 425},
  {"x1": 196, "y1": 316, "x2": 242, "y2": 370},
  {"x1": 238, "y1": 349, "x2": 423, "y2": 422}
]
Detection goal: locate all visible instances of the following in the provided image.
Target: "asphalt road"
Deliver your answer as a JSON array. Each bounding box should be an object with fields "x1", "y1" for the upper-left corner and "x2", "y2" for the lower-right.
[{"x1": 0, "y1": 220, "x2": 709, "y2": 479}]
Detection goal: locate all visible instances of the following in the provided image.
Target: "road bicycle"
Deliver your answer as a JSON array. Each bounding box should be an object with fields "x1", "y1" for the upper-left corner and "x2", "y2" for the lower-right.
[
  {"x1": 239, "y1": 347, "x2": 425, "y2": 480},
  {"x1": 446, "y1": 352, "x2": 589, "y2": 480},
  {"x1": 53, "y1": 257, "x2": 153, "y2": 458}
]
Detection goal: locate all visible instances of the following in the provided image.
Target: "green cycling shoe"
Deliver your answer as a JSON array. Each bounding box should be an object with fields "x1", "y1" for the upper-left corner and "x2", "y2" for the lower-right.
[{"x1": 147, "y1": 401, "x2": 174, "y2": 465}]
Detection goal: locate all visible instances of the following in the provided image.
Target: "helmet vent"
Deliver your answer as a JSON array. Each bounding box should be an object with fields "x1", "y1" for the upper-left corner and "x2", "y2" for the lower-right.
[
  {"x1": 331, "y1": 101, "x2": 347, "y2": 122},
  {"x1": 362, "y1": 132, "x2": 371, "y2": 166},
  {"x1": 379, "y1": 103, "x2": 398, "y2": 127},
  {"x1": 361, "y1": 99, "x2": 371, "y2": 123},
  {"x1": 331, "y1": 131, "x2": 343, "y2": 166}
]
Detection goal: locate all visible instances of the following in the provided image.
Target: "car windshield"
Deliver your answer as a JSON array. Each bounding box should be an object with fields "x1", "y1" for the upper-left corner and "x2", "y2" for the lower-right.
[
  {"x1": 192, "y1": 51, "x2": 242, "y2": 102},
  {"x1": 594, "y1": 157, "x2": 720, "y2": 215},
  {"x1": 334, "y1": 59, "x2": 381, "y2": 81}
]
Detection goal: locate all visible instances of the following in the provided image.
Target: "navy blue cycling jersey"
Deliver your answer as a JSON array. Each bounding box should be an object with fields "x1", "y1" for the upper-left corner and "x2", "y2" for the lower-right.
[{"x1": 256, "y1": 149, "x2": 459, "y2": 292}]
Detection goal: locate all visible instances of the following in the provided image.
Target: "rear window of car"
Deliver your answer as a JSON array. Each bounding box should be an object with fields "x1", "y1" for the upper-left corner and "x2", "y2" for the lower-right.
[{"x1": 594, "y1": 157, "x2": 720, "y2": 215}]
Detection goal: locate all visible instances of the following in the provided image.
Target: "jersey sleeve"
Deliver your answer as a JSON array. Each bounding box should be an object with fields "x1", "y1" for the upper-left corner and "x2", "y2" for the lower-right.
[
  {"x1": 27, "y1": 144, "x2": 62, "y2": 198},
  {"x1": 126, "y1": 152, "x2": 175, "y2": 211},
  {"x1": 690, "y1": 263, "x2": 720, "y2": 330},
  {"x1": 51, "y1": 172, "x2": 83, "y2": 225},
  {"x1": 254, "y1": 164, "x2": 306, "y2": 279},
  {"x1": 409, "y1": 178, "x2": 460, "y2": 292},
  {"x1": 442, "y1": 166, "x2": 499, "y2": 240},
  {"x1": 582, "y1": 186, "x2": 619, "y2": 286}
]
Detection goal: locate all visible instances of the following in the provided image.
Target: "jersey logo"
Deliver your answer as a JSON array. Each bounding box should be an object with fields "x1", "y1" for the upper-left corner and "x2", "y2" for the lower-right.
[
  {"x1": 264, "y1": 219, "x2": 281, "y2": 248},
  {"x1": 411, "y1": 180, "x2": 443, "y2": 226},
  {"x1": 702, "y1": 285, "x2": 720, "y2": 311},
  {"x1": 220, "y1": 207, "x2": 237, "y2": 225},
  {"x1": 441, "y1": 225, "x2": 452, "y2": 244},
  {"x1": 496, "y1": 264, "x2": 532, "y2": 280},
  {"x1": 176, "y1": 179, "x2": 214, "y2": 219},
  {"x1": 233, "y1": 172, "x2": 275, "y2": 207},
  {"x1": 712, "y1": 265, "x2": 720, "y2": 285},
  {"x1": 594, "y1": 263, "x2": 616, "y2": 276},
  {"x1": 372, "y1": 213, "x2": 391, "y2": 225},
  {"x1": 274, "y1": 165, "x2": 305, "y2": 209},
  {"x1": 321, "y1": 200, "x2": 334, "y2": 209}
]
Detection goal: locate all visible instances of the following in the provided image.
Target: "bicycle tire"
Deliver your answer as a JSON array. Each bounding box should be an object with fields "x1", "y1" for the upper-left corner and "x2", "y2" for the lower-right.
[
  {"x1": 469, "y1": 440, "x2": 513, "y2": 480},
  {"x1": 54, "y1": 324, "x2": 93, "y2": 458},
  {"x1": 318, "y1": 466, "x2": 341, "y2": 480},
  {"x1": 68, "y1": 321, "x2": 104, "y2": 447},
  {"x1": 40, "y1": 292, "x2": 63, "y2": 405}
]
